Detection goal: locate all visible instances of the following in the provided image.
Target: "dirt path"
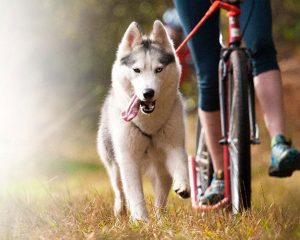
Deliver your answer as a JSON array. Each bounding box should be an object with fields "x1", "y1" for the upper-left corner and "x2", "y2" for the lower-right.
[{"x1": 280, "y1": 55, "x2": 300, "y2": 145}]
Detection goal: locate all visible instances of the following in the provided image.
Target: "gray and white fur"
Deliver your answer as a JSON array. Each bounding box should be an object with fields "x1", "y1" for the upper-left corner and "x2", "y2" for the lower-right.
[{"x1": 97, "y1": 20, "x2": 190, "y2": 221}]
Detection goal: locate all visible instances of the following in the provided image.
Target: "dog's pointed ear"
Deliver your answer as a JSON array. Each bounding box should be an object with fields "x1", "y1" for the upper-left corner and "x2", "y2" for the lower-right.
[
  {"x1": 150, "y1": 20, "x2": 173, "y2": 51},
  {"x1": 118, "y1": 22, "x2": 142, "y2": 57}
]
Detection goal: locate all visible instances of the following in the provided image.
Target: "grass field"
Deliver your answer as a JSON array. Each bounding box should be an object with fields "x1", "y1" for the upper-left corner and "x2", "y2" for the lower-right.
[
  {"x1": 1, "y1": 158, "x2": 300, "y2": 239},
  {"x1": 1, "y1": 56, "x2": 300, "y2": 239}
]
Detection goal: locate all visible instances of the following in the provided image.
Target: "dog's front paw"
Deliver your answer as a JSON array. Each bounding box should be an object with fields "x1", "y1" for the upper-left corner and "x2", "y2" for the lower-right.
[
  {"x1": 130, "y1": 209, "x2": 149, "y2": 222},
  {"x1": 173, "y1": 180, "x2": 190, "y2": 199},
  {"x1": 114, "y1": 198, "x2": 127, "y2": 217}
]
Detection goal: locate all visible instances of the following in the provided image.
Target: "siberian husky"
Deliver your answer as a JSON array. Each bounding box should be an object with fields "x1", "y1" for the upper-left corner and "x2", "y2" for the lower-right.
[{"x1": 97, "y1": 20, "x2": 190, "y2": 221}]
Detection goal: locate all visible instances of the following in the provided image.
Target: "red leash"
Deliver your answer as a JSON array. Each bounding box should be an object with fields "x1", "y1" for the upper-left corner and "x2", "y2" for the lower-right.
[{"x1": 175, "y1": 1, "x2": 240, "y2": 54}]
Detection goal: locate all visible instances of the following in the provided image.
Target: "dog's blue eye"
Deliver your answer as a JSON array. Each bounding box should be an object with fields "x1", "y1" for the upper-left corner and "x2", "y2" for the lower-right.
[
  {"x1": 133, "y1": 68, "x2": 141, "y2": 73},
  {"x1": 155, "y1": 67, "x2": 163, "y2": 73}
]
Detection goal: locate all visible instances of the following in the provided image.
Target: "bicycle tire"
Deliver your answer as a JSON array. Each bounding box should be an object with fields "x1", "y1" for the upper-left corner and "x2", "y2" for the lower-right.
[{"x1": 228, "y1": 49, "x2": 251, "y2": 213}]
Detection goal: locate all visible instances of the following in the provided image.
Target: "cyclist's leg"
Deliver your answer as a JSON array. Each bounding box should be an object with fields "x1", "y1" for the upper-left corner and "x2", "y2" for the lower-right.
[
  {"x1": 174, "y1": 0, "x2": 224, "y2": 203},
  {"x1": 254, "y1": 70, "x2": 285, "y2": 138},
  {"x1": 198, "y1": 110, "x2": 223, "y2": 171},
  {"x1": 173, "y1": 0, "x2": 220, "y2": 108},
  {"x1": 241, "y1": 0, "x2": 300, "y2": 176},
  {"x1": 241, "y1": 0, "x2": 283, "y2": 138}
]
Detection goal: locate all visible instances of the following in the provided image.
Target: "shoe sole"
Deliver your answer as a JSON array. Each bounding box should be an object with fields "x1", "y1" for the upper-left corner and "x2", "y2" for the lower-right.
[
  {"x1": 200, "y1": 194, "x2": 225, "y2": 205},
  {"x1": 269, "y1": 165, "x2": 293, "y2": 177},
  {"x1": 269, "y1": 150, "x2": 300, "y2": 177}
]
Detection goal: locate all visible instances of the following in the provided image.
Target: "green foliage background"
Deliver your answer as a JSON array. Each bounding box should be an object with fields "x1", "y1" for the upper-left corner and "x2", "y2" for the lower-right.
[{"x1": 273, "y1": 0, "x2": 300, "y2": 42}]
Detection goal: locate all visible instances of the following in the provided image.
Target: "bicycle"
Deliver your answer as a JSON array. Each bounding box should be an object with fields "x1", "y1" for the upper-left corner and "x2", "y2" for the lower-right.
[{"x1": 175, "y1": 0, "x2": 260, "y2": 213}]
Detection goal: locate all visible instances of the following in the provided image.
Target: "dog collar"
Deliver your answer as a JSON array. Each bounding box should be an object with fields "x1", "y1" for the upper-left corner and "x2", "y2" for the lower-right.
[{"x1": 131, "y1": 122, "x2": 152, "y2": 139}]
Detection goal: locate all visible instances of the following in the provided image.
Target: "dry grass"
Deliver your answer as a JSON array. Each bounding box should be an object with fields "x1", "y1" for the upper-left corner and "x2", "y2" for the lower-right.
[
  {"x1": 2, "y1": 193, "x2": 300, "y2": 239},
  {"x1": 1, "y1": 166, "x2": 300, "y2": 240}
]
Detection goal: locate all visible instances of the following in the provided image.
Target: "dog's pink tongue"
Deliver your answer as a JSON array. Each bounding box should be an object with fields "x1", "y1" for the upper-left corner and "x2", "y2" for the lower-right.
[{"x1": 121, "y1": 95, "x2": 141, "y2": 121}]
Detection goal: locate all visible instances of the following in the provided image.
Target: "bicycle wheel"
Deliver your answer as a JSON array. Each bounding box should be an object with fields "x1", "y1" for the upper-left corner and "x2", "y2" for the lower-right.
[
  {"x1": 228, "y1": 49, "x2": 251, "y2": 213},
  {"x1": 195, "y1": 118, "x2": 213, "y2": 197}
]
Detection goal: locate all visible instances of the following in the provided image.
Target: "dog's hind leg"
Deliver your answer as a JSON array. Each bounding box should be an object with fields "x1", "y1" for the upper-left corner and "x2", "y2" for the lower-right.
[
  {"x1": 149, "y1": 168, "x2": 172, "y2": 210},
  {"x1": 149, "y1": 170, "x2": 172, "y2": 218}
]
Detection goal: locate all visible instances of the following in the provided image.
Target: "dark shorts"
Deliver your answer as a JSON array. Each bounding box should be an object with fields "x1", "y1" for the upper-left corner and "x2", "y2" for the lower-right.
[{"x1": 174, "y1": 0, "x2": 279, "y2": 111}]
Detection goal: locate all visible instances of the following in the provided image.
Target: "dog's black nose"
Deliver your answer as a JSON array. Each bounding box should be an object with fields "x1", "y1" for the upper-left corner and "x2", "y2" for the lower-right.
[{"x1": 143, "y1": 88, "x2": 155, "y2": 100}]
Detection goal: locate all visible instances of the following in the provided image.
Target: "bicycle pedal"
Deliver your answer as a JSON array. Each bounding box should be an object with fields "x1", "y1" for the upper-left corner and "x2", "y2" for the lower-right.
[
  {"x1": 219, "y1": 138, "x2": 228, "y2": 145},
  {"x1": 251, "y1": 138, "x2": 260, "y2": 144}
]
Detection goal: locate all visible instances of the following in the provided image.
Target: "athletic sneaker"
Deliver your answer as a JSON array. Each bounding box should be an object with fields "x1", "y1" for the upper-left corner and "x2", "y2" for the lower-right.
[
  {"x1": 269, "y1": 135, "x2": 300, "y2": 177},
  {"x1": 199, "y1": 170, "x2": 224, "y2": 205}
]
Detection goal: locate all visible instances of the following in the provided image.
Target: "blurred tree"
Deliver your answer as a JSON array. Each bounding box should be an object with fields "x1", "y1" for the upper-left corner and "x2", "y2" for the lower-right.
[
  {"x1": 36, "y1": 0, "x2": 173, "y2": 125},
  {"x1": 18, "y1": 0, "x2": 173, "y2": 158},
  {"x1": 272, "y1": 0, "x2": 300, "y2": 42}
]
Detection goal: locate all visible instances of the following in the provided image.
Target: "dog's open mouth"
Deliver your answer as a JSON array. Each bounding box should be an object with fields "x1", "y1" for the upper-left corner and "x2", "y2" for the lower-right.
[
  {"x1": 121, "y1": 95, "x2": 156, "y2": 121},
  {"x1": 140, "y1": 100, "x2": 156, "y2": 114}
]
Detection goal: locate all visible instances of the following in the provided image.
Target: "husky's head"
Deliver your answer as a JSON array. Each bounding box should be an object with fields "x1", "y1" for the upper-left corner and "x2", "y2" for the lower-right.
[{"x1": 114, "y1": 20, "x2": 181, "y2": 119}]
